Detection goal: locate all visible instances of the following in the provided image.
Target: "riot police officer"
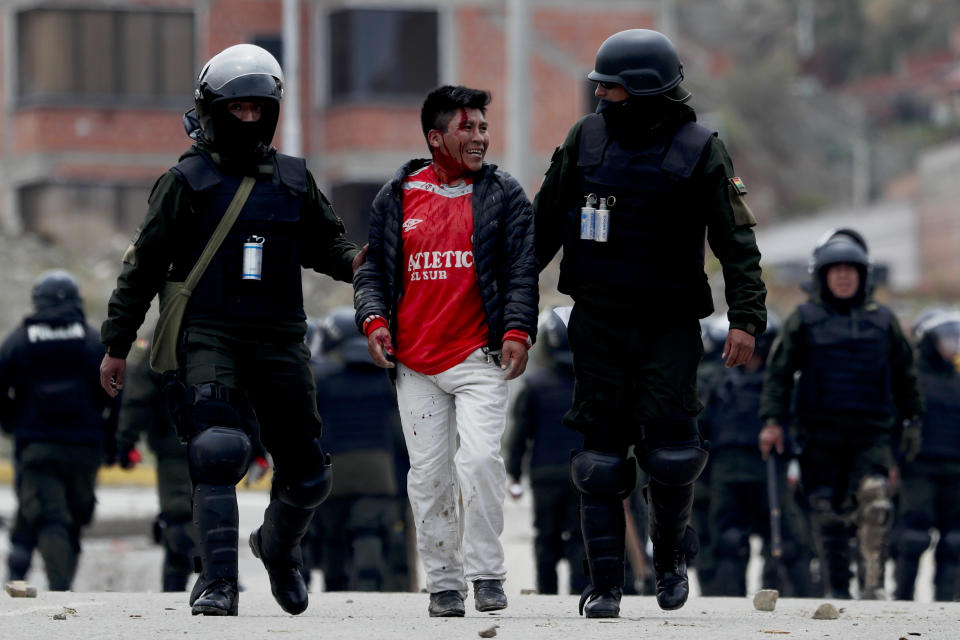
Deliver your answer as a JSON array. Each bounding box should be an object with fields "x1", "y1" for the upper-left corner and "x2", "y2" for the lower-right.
[
  {"x1": 99, "y1": 44, "x2": 363, "y2": 616},
  {"x1": 115, "y1": 338, "x2": 197, "y2": 592},
  {"x1": 305, "y1": 307, "x2": 408, "y2": 592},
  {"x1": 700, "y1": 314, "x2": 812, "y2": 597},
  {"x1": 0, "y1": 270, "x2": 117, "y2": 591},
  {"x1": 506, "y1": 306, "x2": 589, "y2": 595},
  {"x1": 895, "y1": 309, "x2": 960, "y2": 601},
  {"x1": 760, "y1": 230, "x2": 923, "y2": 599},
  {"x1": 533, "y1": 29, "x2": 767, "y2": 617}
]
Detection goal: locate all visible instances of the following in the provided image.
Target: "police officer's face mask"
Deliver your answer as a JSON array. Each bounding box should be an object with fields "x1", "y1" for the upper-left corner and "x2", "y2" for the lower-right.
[{"x1": 211, "y1": 103, "x2": 272, "y2": 158}]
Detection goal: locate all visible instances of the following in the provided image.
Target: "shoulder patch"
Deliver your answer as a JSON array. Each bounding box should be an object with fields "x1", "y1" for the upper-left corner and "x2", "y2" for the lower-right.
[{"x1": 730, "y1": 177, "x2": 747, "y2": 195}]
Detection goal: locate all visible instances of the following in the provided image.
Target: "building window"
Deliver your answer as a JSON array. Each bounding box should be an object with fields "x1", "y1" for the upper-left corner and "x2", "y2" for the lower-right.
[
  {"x1": 19, "y1": 182, "x2": 153, "y2": 248},
  {"x1": 330, "y1": 181, "x2": 384, "y2": 243},
  {"x1": 328, "y1": 9, "x2": 438, "y2": 103},
  {"x1": 17, "y1": 8, "x2": 194, "y2": 107}
]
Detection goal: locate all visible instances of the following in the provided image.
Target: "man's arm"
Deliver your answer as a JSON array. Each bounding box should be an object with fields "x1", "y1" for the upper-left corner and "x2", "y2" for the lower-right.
[
  {"x1": 101, "y1": 172, "x2": 184, "y2": 359},
  {"x1": 532, "y1": 119, "x2": 584, "y2": 272},
  {"x1": 759, "y1": 310, "x2": 804, "y2": 434},
  {"x1": 499, "y1": 172, "x2": 539, "y2": 380},
  {"x1": 701, "y1": 138, "x2": 767, "y2": 338},
  {"x1": 300, "y1": 171, "x2": 359, "y2": 283}
]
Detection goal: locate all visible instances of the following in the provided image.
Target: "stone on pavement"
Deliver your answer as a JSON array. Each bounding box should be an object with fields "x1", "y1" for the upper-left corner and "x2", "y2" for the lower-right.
[
  {"x1": 4, "y1": 581, "x2": 37, "y2": 598},
  {"x1": 752, "y1": 589, "x2": 778, "y2": 611},
  {"x1": 813, "y1": 602, "x2": 840, "y2": 619}
]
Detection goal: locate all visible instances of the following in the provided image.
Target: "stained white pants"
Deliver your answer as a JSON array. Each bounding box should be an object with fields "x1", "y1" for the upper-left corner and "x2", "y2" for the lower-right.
[{"x1": 396, "y1": 349, "x2": 508, "y2": 596}]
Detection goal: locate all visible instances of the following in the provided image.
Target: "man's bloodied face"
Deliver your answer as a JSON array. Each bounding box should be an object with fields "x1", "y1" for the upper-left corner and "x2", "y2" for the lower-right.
[{"x1": 429, "y1": 107, "x2": 489, "y2": 181}]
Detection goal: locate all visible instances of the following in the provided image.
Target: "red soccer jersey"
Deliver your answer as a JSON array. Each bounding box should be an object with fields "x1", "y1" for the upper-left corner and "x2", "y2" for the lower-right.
[{"x1": 394, "y1": 164, "x2": 489, "y2": 374}]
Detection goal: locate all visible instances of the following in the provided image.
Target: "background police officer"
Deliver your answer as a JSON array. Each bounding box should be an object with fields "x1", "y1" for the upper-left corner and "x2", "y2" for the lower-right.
[
  {"x1": 0, "y1": 270, "x2": 118, "y2": 591},
  {"x1": 700, "y1": 314, "x2": 812, "y2": 597},
  {"x1": 99, "y1": 44, "x2": 363, "y2": 616},
  {"x1": 895, "y1": 309, "x2": 960, "y2": 601},
  {"x1": 302, "y1": 307, "x2": 409, "y2": 592},
  {"x1": 115, "y1": 338, "x2": 197, "y2": 592},
  {"x1": 506, "y1": 306, "x2": 589, "y2": 595},
  {"x1": 534, "y1": 29, "x2": 767, "y2": 618},
  {"x1": 760, "y1": 230, "x2": 923, "y2": 599}
]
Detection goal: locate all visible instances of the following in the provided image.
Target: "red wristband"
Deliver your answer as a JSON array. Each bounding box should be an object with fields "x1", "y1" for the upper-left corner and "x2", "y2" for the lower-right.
[
  {"x1": 363, "y1": 315, "x2": 388, "y2": 337},
  {"x1": 503, "y1": 329, "x2": 532, "y2": 349}
]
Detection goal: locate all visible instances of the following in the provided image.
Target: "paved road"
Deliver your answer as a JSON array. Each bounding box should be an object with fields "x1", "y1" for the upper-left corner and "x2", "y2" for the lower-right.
[{"x1": 1, "y1": 590, "x2": 958, "y2": 640}]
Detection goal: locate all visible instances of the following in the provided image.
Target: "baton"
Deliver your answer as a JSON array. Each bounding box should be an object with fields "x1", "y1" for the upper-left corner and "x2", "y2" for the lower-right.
[{"x1": 766, "y1": 455, "x2": 783, "y2": 559}]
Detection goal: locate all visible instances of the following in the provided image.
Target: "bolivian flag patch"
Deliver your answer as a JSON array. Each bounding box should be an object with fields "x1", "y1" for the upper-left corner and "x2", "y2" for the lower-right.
[{"x1": 730, "y1": 177, "x2": 747, "y2": 195}]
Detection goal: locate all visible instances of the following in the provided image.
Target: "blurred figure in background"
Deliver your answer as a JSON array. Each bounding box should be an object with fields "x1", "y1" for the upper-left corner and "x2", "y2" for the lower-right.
[
  {"x1": 506, "y1": 306, "x2": 588, "y2": 595},
  {"x1": 115, "y1": 338, "x2": 197, "y2": 592},
  {"x1": 895, "y1": 309, "x2": 960, "y2": 601},
  {"x1": 304, "y1": 307, "x2": 409, "y2": 592},
  {"x1": 0, "y1": 270, "x2": 118, "y2": 590},
  {"x1": 760, "y1": 230, "x2": 924, "y2": 599},
  {"x1": 700, "y1": 313, "x2": 812, "y2": 597}
]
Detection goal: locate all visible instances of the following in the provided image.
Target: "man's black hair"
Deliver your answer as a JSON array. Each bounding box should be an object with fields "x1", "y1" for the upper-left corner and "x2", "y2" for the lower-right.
[{"x1": 420, "y1": 85, "x2": 491, "y2": 150}]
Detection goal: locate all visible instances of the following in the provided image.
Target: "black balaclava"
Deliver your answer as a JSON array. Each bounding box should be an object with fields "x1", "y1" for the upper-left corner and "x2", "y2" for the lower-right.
[{"x1": 596, "y1": 95, "x2": 694, "y2": 146}]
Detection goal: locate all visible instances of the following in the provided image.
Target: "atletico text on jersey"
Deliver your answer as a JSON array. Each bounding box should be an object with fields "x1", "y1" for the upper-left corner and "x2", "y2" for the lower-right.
[{"x1": 395, "y1": 164, "x2": 489, "y2": 375}]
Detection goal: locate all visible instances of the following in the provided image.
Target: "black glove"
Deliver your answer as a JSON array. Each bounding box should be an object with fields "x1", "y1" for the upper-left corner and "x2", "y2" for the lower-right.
[{"x1": 899, "y1": 416, "x2": 922, "y2": 463}]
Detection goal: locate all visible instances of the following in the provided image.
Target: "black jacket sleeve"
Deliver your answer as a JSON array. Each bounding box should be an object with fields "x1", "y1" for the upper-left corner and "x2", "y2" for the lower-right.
[{"x1": 353, "y1": 181, "x2": 396, "y2": 332}]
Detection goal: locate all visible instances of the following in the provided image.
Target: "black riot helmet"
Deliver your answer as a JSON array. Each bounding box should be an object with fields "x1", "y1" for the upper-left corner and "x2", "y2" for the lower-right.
[
  {"x1": 914, "y1": 308, "x2": 960, "y2": 370},
  {"x1": 587, "y1": 29, "x2": 690, "y2": 102},
  {"x1": 538, "y1": 306, "x2": 573, "y2": 368},
  {"x1": 31, "y1": 269, "x2": 81, "y2": 311},
  {"x1": 321, "y1": 307, "x2": 371, "y2": 366},
  {"x1": 809, "y1": 230, "x2": 871, "y2": 301},
  {"x1": 193, "y1": 44, "x2": 284, "y2": 155}
]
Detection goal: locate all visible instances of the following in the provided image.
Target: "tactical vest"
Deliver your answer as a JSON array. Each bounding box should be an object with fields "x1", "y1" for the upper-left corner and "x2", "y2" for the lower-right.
[
  {"x1": 795, "y1": 302, "x2": 895, "y2": 419},
  {"x1": 171, "y1": 152, "x2": 308, "y2": 322},
  {"x1": 525, "y1": 368, "x2": 582, "y2": 469},
  {"x1": 559, "y1": 114, "x2": 716, "y2": 311},
  {"x1": 705, "y1": 367, "x2": 765, "y2": 449},
  {"x1": 16, "y1": 317, "x2": 103, "y2": 445},
  {"x1": 316, "y1": 365, "x2": 399, "y2": 454},
  {"x1": 916, "y1": 367, "x2": 960, "y2": 461}
]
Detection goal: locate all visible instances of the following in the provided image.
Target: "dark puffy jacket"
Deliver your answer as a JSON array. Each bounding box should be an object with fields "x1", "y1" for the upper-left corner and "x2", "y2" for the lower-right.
[{"x1": 354, "y1": 159, "x2": 539, "y2": 348}]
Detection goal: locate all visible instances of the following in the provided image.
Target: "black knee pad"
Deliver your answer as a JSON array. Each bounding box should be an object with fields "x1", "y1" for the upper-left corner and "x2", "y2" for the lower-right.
[
  {"x1": 570, "y1": 450, "x2": 636, "y2": 499},
  {"x1": 275, "y1": 439, "x2": 333, "y2": 509},
  {"x1": 898, "y1": 528, "x2": 932, "y2": 560},
  {"x1": 717, "y1": 527, "x2": 751, "y2": 559},
  {"x1": 189, "y1": 426, "x2": 252, "y2": 485},
  {"x1": 640, "y1": 444, "x2": 708, "y2": 487}
]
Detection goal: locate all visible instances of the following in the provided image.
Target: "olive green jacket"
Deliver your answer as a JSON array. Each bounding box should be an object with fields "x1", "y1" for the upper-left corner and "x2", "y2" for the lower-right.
[
  {"x1": 101, "y1": 145, "x2": 358, "y2": 358},
  {"x1": 533, "y1": 112, "x2": 766, "y2": 335}
]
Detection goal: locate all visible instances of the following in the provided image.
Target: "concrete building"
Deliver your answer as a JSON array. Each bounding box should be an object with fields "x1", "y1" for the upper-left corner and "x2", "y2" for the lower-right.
[{"x1": 0, "y1": 0, "x2": 661, "y2": 249}]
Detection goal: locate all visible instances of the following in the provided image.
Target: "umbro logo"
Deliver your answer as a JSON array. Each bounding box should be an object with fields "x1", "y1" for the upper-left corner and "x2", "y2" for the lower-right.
[{"x1": 403, "y1": 219, "x2": 424, "y2": 233}]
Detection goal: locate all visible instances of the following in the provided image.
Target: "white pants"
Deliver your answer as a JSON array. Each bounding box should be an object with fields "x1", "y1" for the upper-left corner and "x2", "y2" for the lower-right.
[{"x1": 396, "y1": 349, "x2": 508, "y2": 596}]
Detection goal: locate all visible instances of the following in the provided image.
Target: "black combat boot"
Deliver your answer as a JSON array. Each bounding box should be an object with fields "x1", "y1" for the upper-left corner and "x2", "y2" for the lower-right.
[
  {"x1": 191, "y1": 579, "x2": 238, "y2": 616},
  {"x1": 189, "y1": 483, "x2": 240, "y2": 615},
  {"x1": 578, "y1": 494, "x2": 626, "y2": 618},
  {"x1": 249, "y1": 499, "x2": 315, "y2": 615},
  {"x1": 648, "y1": 481, "x2": 698, "y2": 611}
]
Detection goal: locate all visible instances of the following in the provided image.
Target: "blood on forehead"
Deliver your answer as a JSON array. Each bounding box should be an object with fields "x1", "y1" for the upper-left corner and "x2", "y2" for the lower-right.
[{"x1": 457, "y1": 108, "x2": 470, "y2": 129}]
